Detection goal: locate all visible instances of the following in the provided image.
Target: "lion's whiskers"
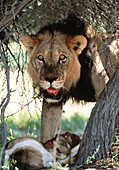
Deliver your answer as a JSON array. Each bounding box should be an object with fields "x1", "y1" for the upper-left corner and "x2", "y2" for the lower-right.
[{"x1": 62, "y1": 86, "x2": 68, "y2": 92}]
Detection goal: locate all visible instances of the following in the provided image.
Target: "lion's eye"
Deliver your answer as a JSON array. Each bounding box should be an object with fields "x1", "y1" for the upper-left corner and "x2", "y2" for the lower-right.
[
  {"x1": 59, "y1": 55, "x2": 66, "y2": 63},
  {"x1": 37, "y1": 55, "x2": 44, "y2": 63}
]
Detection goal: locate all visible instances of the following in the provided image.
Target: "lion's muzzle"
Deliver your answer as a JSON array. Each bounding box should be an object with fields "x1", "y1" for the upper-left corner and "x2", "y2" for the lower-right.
[{"x1": 41, "y1": 74, "x2": 64, "y2": 103}]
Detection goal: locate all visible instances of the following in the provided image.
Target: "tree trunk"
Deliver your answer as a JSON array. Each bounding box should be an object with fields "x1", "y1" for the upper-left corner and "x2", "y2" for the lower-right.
[
  {"x1": 41, "y1": 101, "x2": 63, "y2": 143},
  {"x1": 73, "y1": 67, "x2": 119, "y2": 168}
]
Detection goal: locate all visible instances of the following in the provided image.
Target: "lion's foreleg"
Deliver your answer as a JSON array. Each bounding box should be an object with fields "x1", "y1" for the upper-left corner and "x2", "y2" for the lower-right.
[{"x1": 41, "y1": 100, "x2": 63, "y2": 143}]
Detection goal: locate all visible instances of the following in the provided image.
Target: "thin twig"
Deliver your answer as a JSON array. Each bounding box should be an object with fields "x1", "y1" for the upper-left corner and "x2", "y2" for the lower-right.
[
  {"x1": 0, "y1": 0, "x2": 33, "y2": 30},
  {"x1": 0, "y1": 42, "x2": 11, "y2": 167}
]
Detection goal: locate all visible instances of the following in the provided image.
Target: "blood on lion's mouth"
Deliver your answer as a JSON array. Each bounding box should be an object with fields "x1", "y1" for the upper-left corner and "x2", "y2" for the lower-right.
[
  {"x1": 44, "y1": 87, "x2": 63, "y2": 103},
  {"x1": 46, "y1": 87, "x2": 59, "y2": 96}
]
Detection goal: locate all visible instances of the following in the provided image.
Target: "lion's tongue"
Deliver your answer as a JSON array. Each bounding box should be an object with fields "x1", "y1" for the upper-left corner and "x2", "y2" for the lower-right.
[{"x1": 47, "y1": 87, "x2": 59, "y2": 96}]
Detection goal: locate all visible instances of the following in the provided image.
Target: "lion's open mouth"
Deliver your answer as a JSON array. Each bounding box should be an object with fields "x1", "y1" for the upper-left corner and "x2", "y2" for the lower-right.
[
  {"x1": 44, "y1": 87, "x2": 63, "y2": 102},
  {"x1": 46, "y1": 87, "x2": 59, "y2": 96}
]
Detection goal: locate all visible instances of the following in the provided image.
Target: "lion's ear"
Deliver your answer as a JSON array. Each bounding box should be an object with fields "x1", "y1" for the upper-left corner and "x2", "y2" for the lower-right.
[
  {"x1": 21, "y1": 34, "x2": 38, "y2": 53},
  {"x1": 68, "y1": 35, "x2": 87, "y2": 55}
]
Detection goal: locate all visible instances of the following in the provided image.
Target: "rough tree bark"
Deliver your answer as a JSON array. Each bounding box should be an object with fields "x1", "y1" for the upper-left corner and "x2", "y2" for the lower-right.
[
  {"x1": 72, "y1": 67, "x2": 119, "y2": 168},
  {"x1": 41, "y1": 101, "x2": 63, "y2": 143}
]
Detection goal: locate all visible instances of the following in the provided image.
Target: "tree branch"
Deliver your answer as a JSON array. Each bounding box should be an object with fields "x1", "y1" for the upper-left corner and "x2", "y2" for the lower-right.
[
  {"x1": 0, "y1": 44, "x2": 10, "y2": 167},
  {"x1": 0, "y1": 0, "x2": 33, "y2": 30}
]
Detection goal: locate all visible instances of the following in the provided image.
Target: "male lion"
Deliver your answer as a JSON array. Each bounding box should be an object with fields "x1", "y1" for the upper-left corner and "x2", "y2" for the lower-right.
[
  {"x1": 22, "y1": 16, "x2": 108, "y2": 104},
  {"x1": 22, "y1": 15, "x2": 112, "y2": 142}
]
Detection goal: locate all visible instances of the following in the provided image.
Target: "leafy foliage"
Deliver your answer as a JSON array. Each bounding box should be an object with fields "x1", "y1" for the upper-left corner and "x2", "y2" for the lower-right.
[{"x1": 6, "y1": 113, "x2": 87, "y2": 140}]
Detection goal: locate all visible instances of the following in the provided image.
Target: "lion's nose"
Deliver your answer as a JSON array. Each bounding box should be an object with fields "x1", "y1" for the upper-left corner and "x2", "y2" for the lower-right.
[{"x1": 44, "y1": 76, "x2": 58, "y2": 84}]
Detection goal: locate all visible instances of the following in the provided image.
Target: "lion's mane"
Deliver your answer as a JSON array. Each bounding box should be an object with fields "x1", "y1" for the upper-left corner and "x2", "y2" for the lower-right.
[{"x1": 22, "y1": 15, "x2": 109, "y2": 103}]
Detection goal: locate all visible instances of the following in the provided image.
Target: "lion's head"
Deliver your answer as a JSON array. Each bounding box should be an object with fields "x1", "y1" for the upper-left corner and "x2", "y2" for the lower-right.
[{"x1": 22, "y1": 31, "x2": 87, "y2": 103}]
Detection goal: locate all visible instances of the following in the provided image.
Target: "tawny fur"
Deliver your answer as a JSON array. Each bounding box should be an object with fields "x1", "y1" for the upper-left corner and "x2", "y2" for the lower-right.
[{"x1": 21, "y1": 16, "x2": 118, "y2": 103}]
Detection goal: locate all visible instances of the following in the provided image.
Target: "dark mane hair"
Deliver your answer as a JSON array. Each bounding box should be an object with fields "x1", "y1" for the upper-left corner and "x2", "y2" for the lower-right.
[{"x1": 38, "y1": 15, "x2": 86, "y2": 36}]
